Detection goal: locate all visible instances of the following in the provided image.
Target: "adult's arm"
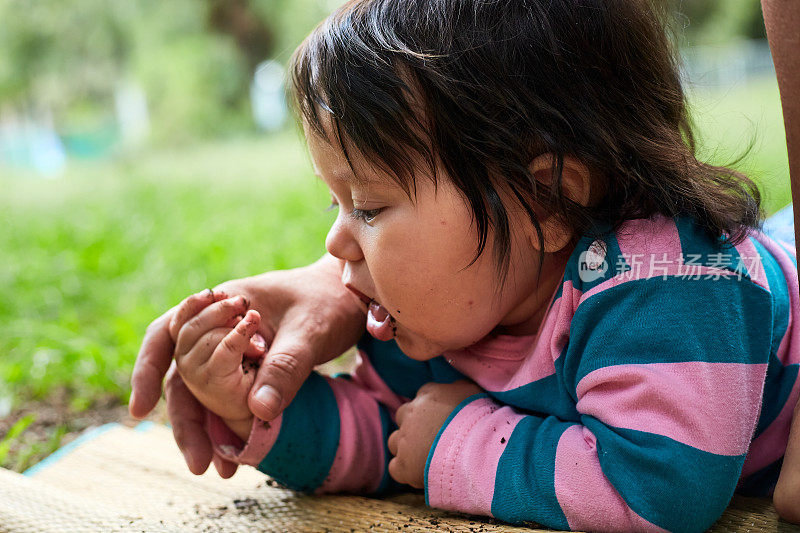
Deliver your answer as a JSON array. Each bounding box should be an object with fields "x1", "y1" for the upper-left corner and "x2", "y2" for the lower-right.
[
  {"x1": 761, "y1": 0, "x2": 800, "y2": 522},
  {"x1": 761, "y1": 0, "x2": 800, "y2": 256},
  {"x1": 129, "y1": 252, "x2": 367, "y2": 474}
]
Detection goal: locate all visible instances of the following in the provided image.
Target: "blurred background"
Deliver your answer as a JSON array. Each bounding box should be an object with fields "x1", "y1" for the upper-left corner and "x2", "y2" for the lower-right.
[{"x1": 0, "y1": 0, "x2": 793, "y2": 471}]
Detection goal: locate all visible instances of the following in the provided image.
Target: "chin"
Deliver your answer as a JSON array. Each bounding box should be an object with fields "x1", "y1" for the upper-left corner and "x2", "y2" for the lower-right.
[{"x1": 393, "y1": 331, "x2": 446, "y2": 361}]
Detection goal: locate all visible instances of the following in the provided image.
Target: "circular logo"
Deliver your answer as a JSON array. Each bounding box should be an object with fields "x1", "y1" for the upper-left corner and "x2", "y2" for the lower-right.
[{"x1": 578, "y1": 239, "x2": 608, "y2": 282}]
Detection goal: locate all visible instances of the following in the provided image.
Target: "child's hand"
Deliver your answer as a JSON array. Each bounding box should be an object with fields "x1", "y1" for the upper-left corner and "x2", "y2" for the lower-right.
[
  {"x1": 386, "y1": 380, "x2": 484, "y2": 489},
  {"x1": 174, "y1": 295, "x2": 262, "y2": 439}
]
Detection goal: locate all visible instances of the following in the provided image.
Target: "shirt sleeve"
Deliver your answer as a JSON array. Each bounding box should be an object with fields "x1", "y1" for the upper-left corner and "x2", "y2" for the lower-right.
[
  {"x1": 207, "y1": 338, "x2": 411, "y2": 496},
  {"x1": 424, "y1": 273, "x2": 774, "y2": 532}
]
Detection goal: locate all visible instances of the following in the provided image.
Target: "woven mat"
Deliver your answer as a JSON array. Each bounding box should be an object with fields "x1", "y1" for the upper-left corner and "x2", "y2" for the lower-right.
[{"x1": 0, "y1": 423, "x2": 796, "y2": 532}]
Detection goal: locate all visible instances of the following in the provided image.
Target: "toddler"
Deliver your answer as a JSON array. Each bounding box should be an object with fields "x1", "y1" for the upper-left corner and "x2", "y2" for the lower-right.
[{"x1": 170, "y1": 0, "x2": 800, "y2": 531}]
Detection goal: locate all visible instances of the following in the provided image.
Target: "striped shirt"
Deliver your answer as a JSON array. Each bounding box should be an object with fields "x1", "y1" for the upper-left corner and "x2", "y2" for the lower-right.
[{"x1": 208, "y1": 213, "x2": 799, "y2": 532}]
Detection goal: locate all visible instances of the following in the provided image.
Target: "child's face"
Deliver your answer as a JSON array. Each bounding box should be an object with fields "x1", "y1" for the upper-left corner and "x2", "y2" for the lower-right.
[{"x1": 305, "y1": 119, "x2": 558, "y2": 360}]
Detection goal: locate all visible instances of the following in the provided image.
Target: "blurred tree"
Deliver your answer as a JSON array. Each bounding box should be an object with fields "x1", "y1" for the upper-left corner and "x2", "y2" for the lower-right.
[
  {"x1": 0, "y1": 0, "x2": 766, "y2": 145},
  {"x1": 0, "y1": 0, "x2": 129, "y2": 114},
  {"x1": 668, "y1": 0, "x2": 766, "y2": 45},
  {"x1": 0, "y1": 0, "x2": 332, "y2": 143},
  {"x1": 208, "y1": 0, "x2": 274, "y2": 72}
]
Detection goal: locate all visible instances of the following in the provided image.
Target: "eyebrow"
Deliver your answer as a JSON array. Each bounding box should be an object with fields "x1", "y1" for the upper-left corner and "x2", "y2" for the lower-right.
[{"x1": 314, "y1": 169, "x2": 375, "y2": 186}]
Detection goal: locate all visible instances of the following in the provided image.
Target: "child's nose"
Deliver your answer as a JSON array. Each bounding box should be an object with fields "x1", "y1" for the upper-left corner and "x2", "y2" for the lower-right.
[{"x1": 325, "y1": 216, "x2": 363, "y2": 263}]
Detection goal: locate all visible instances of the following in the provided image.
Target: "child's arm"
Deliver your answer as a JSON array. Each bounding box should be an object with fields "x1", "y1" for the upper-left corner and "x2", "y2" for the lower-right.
[
  {"x1": 421, "y1": 274, "x2": 772, "y2": 532},
  {"x1": 204, "y1": 336, "x2": 412, "y2": 496},
  {"x1": 206, "y1": 332, "x2": 471, "y2": 496}
]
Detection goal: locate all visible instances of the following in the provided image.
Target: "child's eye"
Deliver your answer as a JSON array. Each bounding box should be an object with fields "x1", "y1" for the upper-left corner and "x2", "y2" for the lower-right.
[
  {"x1": 324, "y1": 200, "x2": 338, "y2": 213},
  {"x1": 350, "y1": 207, "x2": 382, "y2": 223}
]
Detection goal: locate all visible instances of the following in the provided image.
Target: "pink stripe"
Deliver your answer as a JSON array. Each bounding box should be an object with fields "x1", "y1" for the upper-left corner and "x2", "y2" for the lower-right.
[
  {"x1": 444, "y1": 280, "x2": 581, "y2": 392},
  {"x1": 350, "y1": 349, "x2": 408, "y2": 414},
  {"x1": 207, "y1": 409, "x2": 283, "y2": 467},
  {"x1": 753, "y1": 231, "x2": 800, "y2": 366},
  {"x1": 734, "y1": 234, "x2": 769, "y2": 291},
  {"x1": 740, "y1": 230, "x2": 800, "y2": 479},
  {"x1": 616, "y1": 214, "x2": 683, "y2": 268},
  {"x1": 741, "y1": 373, "x2": 800, "y2": 479},
  {"x1": 576, "y1": 362, "x2": 768, "y2": 456},
  {"x1": 426, "y1": 397, "x2": 525, "y2": 516},
  {"x1": 315, "y1": 376, "x2": 389, "y2": 495},
  {"x1": 554, "y1": 424, "x2": 668, "y2": 532}
]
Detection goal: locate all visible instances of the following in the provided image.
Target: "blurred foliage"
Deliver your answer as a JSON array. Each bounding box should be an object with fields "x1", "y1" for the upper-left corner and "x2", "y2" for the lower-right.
[
  {"x1": 0, "y1": 0, "x2": 772, "y2": 146},
  {"x1": 0, "y1": 129, "x2": 335, "y2": 407},
  {"x1": 669, "y1": 0, "x2": 765, "y2": 45},
  {"x1": 0, "y1": 0, "x2": 331, "y2": 143}
]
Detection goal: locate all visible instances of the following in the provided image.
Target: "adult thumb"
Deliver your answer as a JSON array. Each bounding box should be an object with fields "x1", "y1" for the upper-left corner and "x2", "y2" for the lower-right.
[{"x1": 248, "y1": 327, "x2": 315, "y2": 421}]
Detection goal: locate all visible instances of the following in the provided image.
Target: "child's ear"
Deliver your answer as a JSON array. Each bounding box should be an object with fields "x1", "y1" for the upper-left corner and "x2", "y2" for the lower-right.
[{"x1": 524, "y1": 153, "x2": 592, "y2": 253}]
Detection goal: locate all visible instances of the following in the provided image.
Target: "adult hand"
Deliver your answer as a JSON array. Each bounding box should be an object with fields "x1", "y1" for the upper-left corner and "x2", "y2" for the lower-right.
[{"x1": 129, "y1": 253, "x2": 367, "y2": 475}]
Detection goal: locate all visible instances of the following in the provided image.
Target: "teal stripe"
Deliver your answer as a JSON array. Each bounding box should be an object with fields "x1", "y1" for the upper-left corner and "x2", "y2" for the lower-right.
[
  {"x1": 491, "y1": 354, "x2": 579, "y2": 423},
  {"x1": 674, "y1": 215, "x2": 740, "y2": 268},
  {"x1": 566, "y1": 275, "x2": 773, "y2": 387},
  {"x1": 357, "y1": 333, "x2": 466, "y2": 399},
  {"x1": 490, "y1": 416, "x2": 570, "y2": 529},
  {"x1": 424, "y1": 392, "x2": 489, "y2": 507},
  {"x1": 673, "y1": 214, "x2": 756, "y2": 280},
  {"x1": 562, "y1": 222, "x2": 630, "y2": 294},
  {"x1": 585, "y1": 419, "x2": 745, "y2": 532},
  {"x1": 257, "y1": 372, "x2": 340, "y2": 492}
]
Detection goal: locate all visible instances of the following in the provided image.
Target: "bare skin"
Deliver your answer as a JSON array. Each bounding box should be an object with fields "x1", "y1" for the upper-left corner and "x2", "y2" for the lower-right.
[
  {"x1": 763, "y1": 0, "x2": 800, "y2": 523},
  {"x1": 128, "y1": 253, "x2": 366, "y2": 476}
]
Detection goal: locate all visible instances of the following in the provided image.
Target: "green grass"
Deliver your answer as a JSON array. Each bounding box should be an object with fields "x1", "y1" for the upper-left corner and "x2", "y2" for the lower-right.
[
  {"x1": 0, "y1": 128, "x2": 337, "y2": 412},
  {"x1": 689, "y1": 76, "x2": 792, "y2": 214},
  {"x1": 0, "y1": 75, "x2": 793, "y2": 469}
]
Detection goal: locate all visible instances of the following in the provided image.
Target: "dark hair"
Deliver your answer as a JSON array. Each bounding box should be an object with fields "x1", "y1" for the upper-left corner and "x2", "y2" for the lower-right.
[{"x1": 288, "y1": 0, "x2": 763, "y2": 288}]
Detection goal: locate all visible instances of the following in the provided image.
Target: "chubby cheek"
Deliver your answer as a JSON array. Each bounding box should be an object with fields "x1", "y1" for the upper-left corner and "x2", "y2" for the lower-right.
[{"x1": 368, "y1": 218, "x2": 501, "y2": 354}]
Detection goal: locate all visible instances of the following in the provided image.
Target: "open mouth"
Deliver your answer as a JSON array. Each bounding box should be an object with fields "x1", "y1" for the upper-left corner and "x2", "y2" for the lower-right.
[
  {"x1": 345, "y1": 284, "x2": 396, "y2": 340},
  {"x1": 366, "y1": 299, "x2": 396, "y2": 341}
]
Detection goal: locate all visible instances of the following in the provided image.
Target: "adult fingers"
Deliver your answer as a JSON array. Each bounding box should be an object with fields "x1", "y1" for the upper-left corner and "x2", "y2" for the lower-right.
[
  {"x1": 165, "y1": 362, "x2": 213, "y2": 475},
  {"x1": 207, "y1": 310, "x2": 261, "y2": 377},
  {"x1": 247, "y1": 324, "x2": 316, "y2": 422},
  {"x1": 168, "y1": 289, "x2": 230, "y2": 342},
  {"x1": 175, "y1": 296, "x2": 249, "y2": 357},
  {"x1": 129, "y1": 309, "x2": 176, "y2": 419},
  {"x1": 212, "y1": 452, "x2": 238, "y2": 479}
]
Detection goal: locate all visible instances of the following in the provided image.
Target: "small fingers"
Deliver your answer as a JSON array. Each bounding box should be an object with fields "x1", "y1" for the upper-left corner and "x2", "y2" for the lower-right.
[
  {"x1": 244, "y1": 333, "x2": 267, "y2": 359},
  {"x1": 394, "y1": 402, "x2": 410, "y2": 427},
  {"x1": 169, "y1": 289, "x2": 229, "y2": 342},
  {"x1": 208, "y1": 310, "x2": 262, "y2": 377},
  {"x1": 175, "y1": 296, "x2": 249, "y2": 357},
  {"x1": 222, "y1": 316, "x2": 266, "y2": 358},
  {"x1": 387, "y1": 456, "x2": 406, "y2": 485},
  {"x1": 387, "y1": 429, "x2": 400, "y2": 457}
]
